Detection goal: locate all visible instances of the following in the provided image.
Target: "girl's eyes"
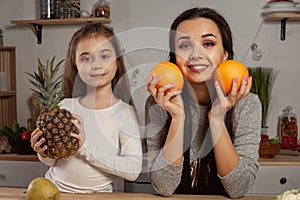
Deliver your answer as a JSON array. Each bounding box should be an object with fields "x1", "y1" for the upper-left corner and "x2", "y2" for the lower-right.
[
  {"x1": 81, "y1": 56, "x2": 91, "y2": 63},
  {"x1": 178, "y1": 42, "x2": 191, "y2": 49},
  {"x1": 101, "y1": 54, "x2": 110, "y2": 60},
  {"x1": 80, "y1": 54, "x2": 111, "y2": 63}
]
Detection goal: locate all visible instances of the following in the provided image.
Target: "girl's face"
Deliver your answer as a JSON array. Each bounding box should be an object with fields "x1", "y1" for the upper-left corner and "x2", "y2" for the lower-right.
[
  {"x1": 175, "y1": 17, "x2": 228, "y2": 83},
  {"x1": 75, "y1": 35, "x2": 117, "y2": 89}
]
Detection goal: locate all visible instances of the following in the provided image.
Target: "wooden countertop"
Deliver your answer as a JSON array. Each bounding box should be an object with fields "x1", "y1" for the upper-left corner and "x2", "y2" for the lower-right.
[
  {"x1": 259, "y1": 154, "x2": 300, "y2": 166},
  {"x1": 0, "y1": 154, "x2": 39, "y2": 161},
  {"x1": 1, "y1": 153, "x2": 300, "y2": 166},
  {"x1": 0, "y1": 187, "x2": 274, "y2": 200}
]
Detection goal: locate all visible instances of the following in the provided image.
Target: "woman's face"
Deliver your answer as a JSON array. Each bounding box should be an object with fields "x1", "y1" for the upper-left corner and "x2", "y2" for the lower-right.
[
  {"x1": 75, "y1": 35, "x2": 117, "y2": 89},
  {"x1": 175, "y1": 17, "x2": 228, "y2": 83}
]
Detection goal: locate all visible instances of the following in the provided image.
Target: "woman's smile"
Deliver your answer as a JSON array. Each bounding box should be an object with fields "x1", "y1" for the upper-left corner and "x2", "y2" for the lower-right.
[{"x1": 187, "y1": 64, "x2": 209, "y2": 73}]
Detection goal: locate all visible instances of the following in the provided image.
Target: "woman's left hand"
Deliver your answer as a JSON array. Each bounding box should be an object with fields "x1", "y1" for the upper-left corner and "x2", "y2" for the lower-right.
[
  {"x1": 209, "y1": 75, "x2": 252, "y2": 120},
  {"x1": 71, "y1": 114, "x2": 86, "y2": 149}
]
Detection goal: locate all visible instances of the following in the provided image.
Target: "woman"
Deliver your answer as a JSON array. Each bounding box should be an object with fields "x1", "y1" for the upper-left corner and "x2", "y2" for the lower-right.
[{"x1": 145, "y1": 7, "x2": 261, "y2": 198}]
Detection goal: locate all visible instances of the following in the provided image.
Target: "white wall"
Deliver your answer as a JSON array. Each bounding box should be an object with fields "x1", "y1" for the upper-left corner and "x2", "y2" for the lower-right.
[{"x1": 1, "y1": 0, "x2": 300, "y2": 139}]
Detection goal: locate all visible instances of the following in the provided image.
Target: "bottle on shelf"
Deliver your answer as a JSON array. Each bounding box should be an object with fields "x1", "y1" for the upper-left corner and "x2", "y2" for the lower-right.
[{"x1": 40, "y1": 0, "x2": 55, "y2": 19}]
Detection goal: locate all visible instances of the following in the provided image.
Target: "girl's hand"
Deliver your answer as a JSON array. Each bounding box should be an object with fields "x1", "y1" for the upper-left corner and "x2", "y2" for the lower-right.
[
  {"x1": 209, "y1": 75, "x2": 252, "y2": 120},
  {"x1": 30, "y1": 128, "x2": 47, "y2": 157},
  {"x1": 71, "y1": 114, "x2": 86, "y2": 149},
  {"x1": 147, "y1": 75, "x2": 184, "y2": 118}
]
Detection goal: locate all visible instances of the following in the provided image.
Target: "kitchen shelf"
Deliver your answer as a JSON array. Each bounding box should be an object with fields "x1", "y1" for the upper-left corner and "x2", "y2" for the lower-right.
[
  {"x1": 264, "y1": 12, "x2": 300, "y2": 21},
  {"x1": 259, "y1": 154, "x2": 300, "y2": 166},
  {"x1": 0, "y1": 47, "x2": 17, "y2": 128},
  {"x1": 0, "y1": 91, "x2": 16, "y2": 97},
  {"x1": 10, "y1": 17, "x2": 111, "y2": 44},
  {"x1": 263, "y1": 12, "x2": 300, "y2": 41},
  {"x1": 0, "y1": 154, "x2": 39, "y2": 162}
]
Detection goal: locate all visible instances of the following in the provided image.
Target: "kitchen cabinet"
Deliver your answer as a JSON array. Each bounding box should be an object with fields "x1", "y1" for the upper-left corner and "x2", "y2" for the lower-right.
[
  {"x1": 125, "y1": 155, "x2": 300, "y2": 196},
  {"x1": 0, "y1": 154, "x2": 49, "y2": 187},
  {"x1": 0, "y1": 47, "x2": 16, "y2": 128},
  {"x1": 0, "y1": 154, "x2": 125, "y2": 191},
  {"x1": 247, "y1": 166, "x2": 299, "y2": 196},
  {"x1": 247, "y1": 155, "x2": 300, "y2": 196},
  {"x1": 10, "y1": 17, "x2": 111, "y2": 44}
]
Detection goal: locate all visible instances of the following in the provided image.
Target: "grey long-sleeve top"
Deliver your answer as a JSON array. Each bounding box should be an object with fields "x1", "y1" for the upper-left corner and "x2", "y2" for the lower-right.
[{"x1": 145, "y1": 93, "x2": 262, "y2": 198}]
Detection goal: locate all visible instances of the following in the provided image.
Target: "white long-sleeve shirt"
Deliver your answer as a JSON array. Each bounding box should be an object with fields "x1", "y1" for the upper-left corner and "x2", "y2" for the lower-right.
[{"x1": 38, "y1": 98, "x2": 143, "y2": 193}]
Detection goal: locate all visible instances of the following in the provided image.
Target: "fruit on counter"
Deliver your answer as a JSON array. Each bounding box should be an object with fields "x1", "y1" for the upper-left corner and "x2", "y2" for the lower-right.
[
  {"x1": 275, "y1": 188, "x2": 300, "y2": 200},
  {"x1": 27, "y1": 56, "x2": 79, "y2": 159},
  {"x1": 150, "y1": 62, "x2": 184, "y2": 93},
  {"x1": 260, "y1": 136, "x2": 280, "y2": 145},
  {"x1": 259, "y1": 137, "x2": 281, "y2": 159},
  {"x1": 21, "y1": 130, "x2": 32, "y2": 140},
  {"x1": 26, "y1": 177, "x2": 60, "y2": 200},
  {"x1": 213, "y1": 60, "x2": 249, "y2": 95},
  {"x1": 261, "y1": 134, "x2": 269, "y2": 141}
]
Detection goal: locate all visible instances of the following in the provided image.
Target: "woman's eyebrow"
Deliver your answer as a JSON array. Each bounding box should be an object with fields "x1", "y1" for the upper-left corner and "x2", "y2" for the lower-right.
[
  {"x1": 176, "y1": 33, "x2": 216, "y2": 42},
  {"x1": 202, "y1": 33, "x2": 217, "y2": 38},
  {"x1": 176, "y1": 35, "x2": 190, "y2": 42}
]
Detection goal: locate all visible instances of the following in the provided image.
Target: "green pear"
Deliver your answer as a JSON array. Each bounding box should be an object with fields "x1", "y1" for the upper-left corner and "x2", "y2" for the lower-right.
[{"x1": 26, "y1": 177, "x2": 60, "y2": 200}]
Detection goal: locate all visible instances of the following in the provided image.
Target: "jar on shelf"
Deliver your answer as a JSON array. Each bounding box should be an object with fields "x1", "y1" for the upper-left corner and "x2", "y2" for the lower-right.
[
  {"x1": 93, "y1": 0, "x2": 110, "y2": 18},
  {"x1": 279, "y1": 105, "x2": 298, "y2": 150}
]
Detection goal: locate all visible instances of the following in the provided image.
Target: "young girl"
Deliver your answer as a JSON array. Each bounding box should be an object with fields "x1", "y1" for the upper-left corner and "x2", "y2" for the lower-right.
[
  {"x1": 30, "y1": 23, "x2": 142, "y2": 193},
  {"x1": 146, "y1": 7, "x2": 261, "y2": 198}
]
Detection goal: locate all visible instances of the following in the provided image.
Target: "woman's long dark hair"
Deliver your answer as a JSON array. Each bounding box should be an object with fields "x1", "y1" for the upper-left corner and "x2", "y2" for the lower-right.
[{"x1": 168, "y1": 7, "x2": 235, "y2": 195}]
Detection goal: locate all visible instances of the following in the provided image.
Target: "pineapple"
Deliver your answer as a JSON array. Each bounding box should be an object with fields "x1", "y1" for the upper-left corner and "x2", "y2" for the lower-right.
[{"x1": 27, "y1": 56, "x2": 79, "y2": 159}]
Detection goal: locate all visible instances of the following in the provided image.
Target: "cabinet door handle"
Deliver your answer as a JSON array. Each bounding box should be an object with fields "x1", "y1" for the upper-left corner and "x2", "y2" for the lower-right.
[{"x1": 280, "y1": 177, "x2": 287, "y2": 184}]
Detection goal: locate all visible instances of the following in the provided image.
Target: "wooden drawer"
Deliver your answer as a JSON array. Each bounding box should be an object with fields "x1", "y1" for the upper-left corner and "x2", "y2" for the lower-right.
[
  {"x1": 0, "y1": 160, "x2": 49, "y2": 187},
  {"x1": 247, "y1": 166, "x2": 300, "y2": 195}
]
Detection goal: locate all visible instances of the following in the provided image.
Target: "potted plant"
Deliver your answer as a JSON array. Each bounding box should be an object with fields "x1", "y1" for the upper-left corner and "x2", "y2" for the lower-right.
[
  {"x1": 248, "y1": 67, "x2": 280, "y2": 158},
  {"x1": 0, "y1": 121, "x2": 34, "y2": 155},
  {"x1": 248, "y1": 67, "x2": 279, "y2": 131}
]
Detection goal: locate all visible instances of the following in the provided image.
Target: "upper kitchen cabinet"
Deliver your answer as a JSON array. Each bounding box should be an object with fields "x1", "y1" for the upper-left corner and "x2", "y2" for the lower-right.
[{"x1": 10, "y1": 18, "x2": 111, "y2": 44}]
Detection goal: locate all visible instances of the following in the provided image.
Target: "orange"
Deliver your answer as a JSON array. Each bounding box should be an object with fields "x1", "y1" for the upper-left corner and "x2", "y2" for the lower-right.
[
  {"x1": 213, "y1": 60, "x2": 249, "y2": 95},
  {"x1": 150, "y1": 62, "x2": 184, "y2": 92}
]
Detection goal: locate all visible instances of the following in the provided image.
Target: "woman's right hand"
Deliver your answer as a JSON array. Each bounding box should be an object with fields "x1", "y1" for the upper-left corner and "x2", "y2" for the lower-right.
[
  {"x1": 147, "y1": 75, "x2": 184, "y2": 118},
  {"x1": 30, "y1": 128, "x2": 47, "y2": 157}
]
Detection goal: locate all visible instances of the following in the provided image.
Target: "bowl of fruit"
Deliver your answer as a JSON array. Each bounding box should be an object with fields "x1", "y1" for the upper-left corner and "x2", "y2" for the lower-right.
[{"x1": 259, "y1": 134, "x2": 281, "y2": 159}]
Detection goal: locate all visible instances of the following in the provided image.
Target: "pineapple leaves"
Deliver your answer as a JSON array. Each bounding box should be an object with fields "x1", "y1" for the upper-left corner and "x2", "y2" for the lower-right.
[{"x1": 27, "y1": 56, "x2": 65, "y2": 111}]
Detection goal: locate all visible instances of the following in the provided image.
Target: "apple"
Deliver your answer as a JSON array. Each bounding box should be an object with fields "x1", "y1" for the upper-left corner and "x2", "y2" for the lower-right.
[
  {"x1": 261, "y1": 134, "x2": 269, "y2": 141},
  {"x1": 21, "y1": 130, "x2": 32, "y2": 140}
]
